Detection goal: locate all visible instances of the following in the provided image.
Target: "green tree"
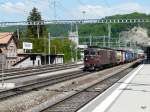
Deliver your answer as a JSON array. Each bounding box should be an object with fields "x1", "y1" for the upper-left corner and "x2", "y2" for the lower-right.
[
  {"x1": 50, "y1": 38, "x2": 77, "y2": 63},
  {"x1": 27, "y1": 7, "x2": 46, "y2": 38}
]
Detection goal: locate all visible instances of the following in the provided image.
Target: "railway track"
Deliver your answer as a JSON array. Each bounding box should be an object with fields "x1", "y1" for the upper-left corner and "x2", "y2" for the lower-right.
[
  {"x1": 0, "y1": 63, "x2": 83, "y2": 80},
  {"x1": 41, "y1": 62, "x2": 139, "y2": 112},
  {"x1": 0, "y1": 70, "x2": 90, "y2": 101},
  {"x1": 0, "y1": 63, "x2": 63, "y2": 73},
  {"x1": 0, "y1": 63, "x2": 82, "y2": 74}
]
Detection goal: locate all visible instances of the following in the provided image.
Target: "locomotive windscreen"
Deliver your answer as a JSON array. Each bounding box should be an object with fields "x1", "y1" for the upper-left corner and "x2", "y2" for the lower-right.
[
  {"x1": 84, "y1": 50, "x2": 89, "y2": 55},
  {"x1": 84, "y1": 49, "x2": 96, "y2": 55}
]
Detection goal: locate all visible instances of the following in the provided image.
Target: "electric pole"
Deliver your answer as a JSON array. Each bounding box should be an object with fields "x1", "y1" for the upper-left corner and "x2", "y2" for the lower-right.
[
  {"x1": 118, "y1": 33, "x2": 121, "y2": 49},
  {"x1": 53, "y1": 0, "x2": 57, "y2": 20},
  {"x1": 82, "y1": 11, "x2": 86, "y2": 20},
  {"x1": 103, "y1": 35, "x2": 106, "y2": 47},
  {"x1": 70, "y1": 23, "x2": 73, "y2": 32},
  {"x1": 90, "y1": 34, "x2": 92, "y2": 46},
  {"x1": 37, "y1": 24, "x2": 40, "y2": 39},
  {"x1": 17, "y1": 28, "x2": 20, "y2": 40},
  {"x1": 108, "y1": 24, "x2": 111, "y2": 48},
  {"x1": 48, "y1": 33, "x2": 51, "y2": 64}
]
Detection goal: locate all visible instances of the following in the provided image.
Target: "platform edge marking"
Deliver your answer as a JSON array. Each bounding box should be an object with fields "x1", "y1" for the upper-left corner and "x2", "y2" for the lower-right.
[{"x1": 92, "y1": 64, "x2": 144, "y2": 112}]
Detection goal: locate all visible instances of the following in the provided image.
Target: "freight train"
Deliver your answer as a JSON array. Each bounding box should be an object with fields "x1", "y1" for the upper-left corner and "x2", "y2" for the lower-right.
[{"x1": 84, "y1": 46, "x2": 144, "y2": 71}]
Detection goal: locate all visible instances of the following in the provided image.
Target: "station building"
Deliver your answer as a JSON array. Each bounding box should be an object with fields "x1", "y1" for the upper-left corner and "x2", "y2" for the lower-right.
[
  {"x1": 0, "y1": 32, "x2": 17, "y2": 69},
  {"x1": 13, "y1": 53, "x2": 64, "y2": 68}
]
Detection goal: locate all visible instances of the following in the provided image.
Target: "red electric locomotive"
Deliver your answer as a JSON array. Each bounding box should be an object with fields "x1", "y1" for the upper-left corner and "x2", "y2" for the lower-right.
[
  {"x1": 84, "y1": 46, "x2": 143, "y2": 71},
  {"x1": 84, "y1": 47, "x2": 116, "y2": 71}
]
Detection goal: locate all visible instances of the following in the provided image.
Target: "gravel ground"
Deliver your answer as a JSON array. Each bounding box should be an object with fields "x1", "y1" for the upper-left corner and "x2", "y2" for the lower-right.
[{"x1": 0, "y1": 62, "x2": 135, "y2": 112}]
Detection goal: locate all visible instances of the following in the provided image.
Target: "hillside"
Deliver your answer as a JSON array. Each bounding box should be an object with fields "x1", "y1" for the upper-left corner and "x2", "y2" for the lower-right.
[
  {"x1": 0, "y1": 12, "x2": 150, "y2": 38},
  {"x1": 79, "y1": 12, "x2": 150, "y2": 37},
  {"x1": 0, "y1": 24, "x2": 71, "y2": 37}
]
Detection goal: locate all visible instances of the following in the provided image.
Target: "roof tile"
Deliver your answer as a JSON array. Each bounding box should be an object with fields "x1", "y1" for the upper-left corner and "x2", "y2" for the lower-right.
[{"x1": 0, "y1": 32, "x2": 13, "y2": 44}]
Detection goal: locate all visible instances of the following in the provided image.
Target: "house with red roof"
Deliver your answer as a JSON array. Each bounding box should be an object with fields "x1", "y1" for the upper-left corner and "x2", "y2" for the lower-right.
[{"x1": 0, "y1": 32, "x2": 17, "y2": 69}]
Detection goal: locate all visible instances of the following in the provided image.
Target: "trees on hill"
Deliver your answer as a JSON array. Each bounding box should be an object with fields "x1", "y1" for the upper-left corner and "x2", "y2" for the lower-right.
[{"x1": 79, "y1": 12, "x2": 150, "y2": 37}]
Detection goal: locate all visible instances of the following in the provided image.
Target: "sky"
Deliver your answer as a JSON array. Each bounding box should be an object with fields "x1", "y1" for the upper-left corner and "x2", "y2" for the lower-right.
[{"x1": 0, "y1": 0, "x2": 150, "y2": 22}]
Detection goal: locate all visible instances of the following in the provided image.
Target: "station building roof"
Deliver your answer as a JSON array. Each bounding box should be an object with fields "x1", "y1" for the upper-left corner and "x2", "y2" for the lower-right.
[
  {"x1": 0, "y1": 32, "x2": 14, "y2": 45},
  {"x1": 18, "y1": 53, "x2": 64, "y2": 56}
]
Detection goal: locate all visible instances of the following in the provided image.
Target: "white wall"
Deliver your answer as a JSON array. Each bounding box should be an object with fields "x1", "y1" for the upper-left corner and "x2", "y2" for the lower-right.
[
  {"x1": 55, "y1": 57, "x2": 63, "y2": 64},
  {"x1": 34, "y1": 56, "x2": 41, "y2": 65},
  {"x1": 7, "y1": 39, "x2": 17, "y2": 58},
  {"x1": 69, "y1": 32, "x2": 79, "y2": 46},
  {"x1": 14, "y1": 56, "x2": 41, "y2": 68}
]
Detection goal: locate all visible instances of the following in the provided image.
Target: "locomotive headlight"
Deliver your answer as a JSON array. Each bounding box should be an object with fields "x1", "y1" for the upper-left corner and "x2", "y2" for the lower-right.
[{"x1": 85, "y1": 57, "x2": 88, "y2": 61}]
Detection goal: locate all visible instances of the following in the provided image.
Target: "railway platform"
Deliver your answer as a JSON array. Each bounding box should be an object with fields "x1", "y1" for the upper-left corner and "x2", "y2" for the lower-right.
[{"x1": 78, "y1": 61, "x2": 150, "y2": 112}]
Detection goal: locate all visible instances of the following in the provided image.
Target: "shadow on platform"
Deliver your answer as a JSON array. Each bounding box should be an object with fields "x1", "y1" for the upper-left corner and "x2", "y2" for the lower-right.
[{"x1": 117, "y1": 82, "x2": 150, "y2": 87}]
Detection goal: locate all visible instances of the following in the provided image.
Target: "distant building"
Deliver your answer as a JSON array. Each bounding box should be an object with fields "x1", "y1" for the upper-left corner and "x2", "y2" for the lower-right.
[
  {"x1": 68, "y1": 32, "x2": 79, "y2": 47},
  {"x1": 0, "y1": 32, "x2": 17, "y2": 69},
  {"x1": 78, "y1": 45, "x2": 88, "y2": 60}
]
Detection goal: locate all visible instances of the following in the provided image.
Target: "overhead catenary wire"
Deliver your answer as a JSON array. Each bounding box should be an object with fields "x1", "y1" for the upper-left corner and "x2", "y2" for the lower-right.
[
  {"x1": 48, "y1": 0, "x2": 78, "y2": 33},
  {"x1": 48, "y1": 0, "x2": 61, "y2": 20},
  {"x1": 0, "y1": 18, "x2": 150, "y2": 26},
  {"x1": 57, "y1": 1, "x2": 77, "y2": 20}
]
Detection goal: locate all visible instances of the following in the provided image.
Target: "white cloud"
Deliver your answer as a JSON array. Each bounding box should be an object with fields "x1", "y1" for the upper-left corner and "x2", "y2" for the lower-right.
[
  {"x1": 72, "y1": 2, "x2": 150, "y2": 19},
  {"x1": 0, "y1": 0, "x2": 51, "y2": 20},
  {"x1": 0, "y1": 1, "x2": 150, "y2": 21},
  {"x1": 0, "y1": 2, "x2": 26, "y2": 15}
]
